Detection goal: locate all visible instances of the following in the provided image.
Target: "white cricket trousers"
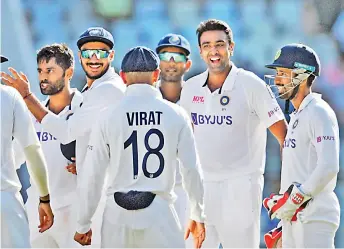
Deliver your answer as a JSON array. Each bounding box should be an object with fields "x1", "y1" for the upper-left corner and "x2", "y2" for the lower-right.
[
  {"x1": 1, "y1": 191, "x2": 31, "y2": 248},
  {"x1": 100, "y1": 194, "x2": 184, "y2": 248},
  {"x1": 26, "y1": 189, "x2": 81, "y2": 248},
  {"x1": 202, "y1": 173, "x2": 264, "y2": 248},
  {"x1": 282, "y1": 220, "x2": 338, "y2": 248}
]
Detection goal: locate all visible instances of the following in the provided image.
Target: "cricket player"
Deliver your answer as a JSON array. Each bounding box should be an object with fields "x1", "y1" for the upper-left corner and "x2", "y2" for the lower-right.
[
  {"x1": 12, "y1": 44, "x2": 83, "y2": 247},
  {"x1": 1, "y1": 55, "x2": 54, "y2": 248},
  {"x1": 179, "y1": 19, "x2": 288, "y2": 248},
  {"x1": 155, "y1": 33, "x2": 192, "y2": 232},
  {"x1": 1, "y1": 27, "x2": 126, "y2": 247},
  {"x1": 74, "y1": 46, "x2": 205, "y2": 248},
  {"x1": 263, "y1": 44, "x2": 340, "y2": 248}
]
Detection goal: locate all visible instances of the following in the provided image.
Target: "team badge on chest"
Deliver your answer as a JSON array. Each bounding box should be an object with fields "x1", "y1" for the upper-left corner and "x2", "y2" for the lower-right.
[{"x1": 220, "y1": 95, "x2": 230, "y2": 106}]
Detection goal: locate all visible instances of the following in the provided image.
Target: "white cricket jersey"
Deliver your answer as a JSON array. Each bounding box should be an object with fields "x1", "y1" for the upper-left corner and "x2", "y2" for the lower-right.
[
  {"x1": 14, "y1": 89, "x2": 83, "y2": 210},
  {"x1": 76, "y1": 84, "x2": 204, "y2": 233},
  {"x1": 180, "y1": 64, "x2": 285, "y2": 181},
  {"x1": 157, "y1": 80, "x2": 183, "y2": 185},
  {"x1": 280, "y1": 93, "x2": 340, "y2": 226},
  {"x1": 1, "y1": 86, "x2": 40, "y2": 192},
  {"x1": 41, "y1": 67, "x2": 126, "y2": 172}
]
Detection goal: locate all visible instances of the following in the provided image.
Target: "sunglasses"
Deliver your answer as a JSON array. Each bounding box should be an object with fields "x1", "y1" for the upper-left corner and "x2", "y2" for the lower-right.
[
  {"x1": 159, "y1": 52, "x2": 187, "y2": 63},
  {"x1": 80, "y1": 49, "x2": 110, "y2": 59}
]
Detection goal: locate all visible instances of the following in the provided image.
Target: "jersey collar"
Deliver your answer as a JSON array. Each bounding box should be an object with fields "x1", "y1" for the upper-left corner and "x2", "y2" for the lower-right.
[
  {"x1": 81, "y1": 67, "x2": 119, "y2": 92},
  {"x1": 126, "y1": 84, "x2": 163, "y2": 98},
  {"x1": 44, "y1": 88, "x2": 83, "y2": 112},
  {"x1": 296, "y1": 93, "x2": 322, "y2": 113},
  {"x1": 202, "y1": 63, "x2": 239, "y2": 94}
]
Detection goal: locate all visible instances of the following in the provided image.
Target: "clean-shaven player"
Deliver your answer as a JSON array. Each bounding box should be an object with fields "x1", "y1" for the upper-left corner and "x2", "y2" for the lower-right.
[
  {"x1": 0, "y1": 55, "x2": 54, "y2": 248},
  {"x1": 12, "y1": 44, "x2": 83, "y2": 248},
  {"x1": 180, "y1": 19, "x2": 288, "y2": 248},
  {"x1": 1, "y1": 27, "x2": 126, "y2": 247},
  {"x1": 155, "y1": 33, "x2": 192, "y2": 233},
  {"x1": 74, "y1": 46, "x2": 205, "y2": 248},
  {"x1": 263, "y1": 44, "x2": 340, "y2": 248}
]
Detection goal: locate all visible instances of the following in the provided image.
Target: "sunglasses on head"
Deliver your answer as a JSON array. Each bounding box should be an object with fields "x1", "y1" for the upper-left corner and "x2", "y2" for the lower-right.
[
  {"x1": 158, "y1": 52, "x2": 187, "y2": 63},
  {"x1": 80, "y1": 49, "x2": 110, "y2": 59}
]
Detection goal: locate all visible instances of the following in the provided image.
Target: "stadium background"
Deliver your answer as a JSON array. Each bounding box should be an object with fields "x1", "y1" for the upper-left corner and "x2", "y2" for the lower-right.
[{"x1": 1, "y1": 0, "x2": 343, "y2": 247}]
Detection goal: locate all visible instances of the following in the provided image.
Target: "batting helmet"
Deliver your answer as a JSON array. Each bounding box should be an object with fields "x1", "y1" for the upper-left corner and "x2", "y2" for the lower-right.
[
  {"x1": 265, "y1": 43, "x2": 320, "y2": 101},
  {"x1": 265, "y1": 43, "x2": 321, "y2": 76}
]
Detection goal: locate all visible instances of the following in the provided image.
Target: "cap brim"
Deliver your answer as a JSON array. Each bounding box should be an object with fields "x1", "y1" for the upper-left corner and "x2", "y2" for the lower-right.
[
  {"x1": 77, "y1": 37, "x2": 114, "y2": 49},
  {"x1": 156, "y1": 45, "x2": 190, "y2": 56},
  {"x1": 1, "y1": 56, "x2": 9, "y2": 63}
]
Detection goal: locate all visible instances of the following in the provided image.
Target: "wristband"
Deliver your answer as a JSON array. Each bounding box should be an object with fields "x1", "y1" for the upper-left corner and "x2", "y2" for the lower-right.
[{"x1": 39, "y1": 198, "x2": 50, "y2": 204}]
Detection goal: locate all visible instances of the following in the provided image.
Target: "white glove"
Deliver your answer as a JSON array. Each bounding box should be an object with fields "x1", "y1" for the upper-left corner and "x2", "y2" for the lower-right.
[{"x1": 263, "y1": 182, "x2": 312, "y2": 221}]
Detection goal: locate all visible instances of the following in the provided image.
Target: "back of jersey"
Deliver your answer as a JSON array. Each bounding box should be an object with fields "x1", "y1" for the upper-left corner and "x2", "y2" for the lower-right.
[{"x1": 106, "y1": 85, "x2": 188, "y2": 201}]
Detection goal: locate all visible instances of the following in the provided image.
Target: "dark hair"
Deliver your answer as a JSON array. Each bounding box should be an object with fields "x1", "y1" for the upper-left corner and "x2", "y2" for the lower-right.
[
  {"x1": 306, "y1": 74, "x2": 316, "y2": 87},
  {"x1": 196, "y1": 19, "x2": 233, "y2": 46},
  {"x1": 37, "y1": 43, "x2": 74, "y2": 71}
]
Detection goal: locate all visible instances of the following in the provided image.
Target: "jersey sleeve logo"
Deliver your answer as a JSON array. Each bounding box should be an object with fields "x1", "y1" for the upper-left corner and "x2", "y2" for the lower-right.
[
  {"x1": 268, "y1": 106, "x2": 281, "y2": 118},
  {"x1": 316, "y1": 136, "x2": 335, "y2": 143}
]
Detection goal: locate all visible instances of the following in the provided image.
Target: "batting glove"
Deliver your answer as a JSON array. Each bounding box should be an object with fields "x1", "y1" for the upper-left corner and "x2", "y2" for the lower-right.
[
  {"x1": 265, "y1": 182, "x2": 312, "y2": 221},
  {"x1": 264, "y1": 222, "x2": 282, "y2": 248}
]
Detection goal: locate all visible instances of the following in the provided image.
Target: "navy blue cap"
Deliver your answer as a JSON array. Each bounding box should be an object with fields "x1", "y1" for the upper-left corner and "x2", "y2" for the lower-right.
[
  {"x1": 1, "y1": 55, "x2": 8, "y2": 63},
  {"x1": 121, "y1": 46, "x2": 160, "y2": 73},
  {"x1": 266, "y1": 44, "x2": 321, "y2": 76},
  {"x1": 77, "y1": 27, "x2": 114, "y2": 49},
  {"x1": 156, "y1": 34, "x2": 191, "y2": 56}
]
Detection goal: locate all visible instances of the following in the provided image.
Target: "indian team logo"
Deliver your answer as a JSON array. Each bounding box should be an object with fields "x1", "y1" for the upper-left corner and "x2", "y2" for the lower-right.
[
  {"x1": 169, "y1": 35, "x2": 180, "y2": 45},
  {"x1": 89, "y1": 28, "x2": 102, "y2": 36},
  {"x1": 220, "y1": 96, "x2": 230, "y2": 106},
  {"x1": 292, "y1": 119, "x2": 299, "y2": 129},
  {"x1": 274, "y1": 49, "x2": 282, "y2": 60}
]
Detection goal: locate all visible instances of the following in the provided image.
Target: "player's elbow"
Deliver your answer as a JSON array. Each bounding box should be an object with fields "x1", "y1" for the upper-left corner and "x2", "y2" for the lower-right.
[{"x1": 322, "y1": 163, "x2": 339, "y2": 179}]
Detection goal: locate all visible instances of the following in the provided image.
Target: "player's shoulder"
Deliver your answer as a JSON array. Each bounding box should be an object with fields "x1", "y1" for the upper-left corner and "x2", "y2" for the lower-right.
[
  {"x1": 160, "y1": 98, "x2": 190, "y2": 122},
  {"x1": 236, "y1": 67, "x2": 266, "y2": 89},
  {"x1": 310, "y1": 95, "x2": 337, "y2": 123},
  {"x1": 0, "y1": 85, "x2": 20, "y2": 99},
  {"x1": 0, "y1": 85, "x2": 23, "y2": 108},
  {"x1": 94, "y1": 71, "x2": 126, "y2": 94}
]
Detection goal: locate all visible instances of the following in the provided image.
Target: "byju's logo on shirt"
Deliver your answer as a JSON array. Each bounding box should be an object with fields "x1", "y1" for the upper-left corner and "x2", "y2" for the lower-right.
[
  {"x1": 192, "y1": 96, "x2": 204, "y2": 104},
  {"x1": 283, "y1": 138, "x2": 296, "y2": 148},
  {"x1": 317, "y1": 136, "x2": 335, "y2": 143},
  {"x1": 268, "y1": 106, "x2": 281, "y2": 118},
  {"x1": 191, "y1": 113, "x2": 232, "y2": 126},
  {"x1": 36, "y1": 132, "x2": 57, "y2": 141}
]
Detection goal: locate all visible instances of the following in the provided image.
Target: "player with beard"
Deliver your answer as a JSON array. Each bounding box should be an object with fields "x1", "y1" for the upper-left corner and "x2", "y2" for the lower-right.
[
  {"x1": 180, "y1": 19, "x2": 288, "y2": 247},
  {"x1": 155, "y1": 33, "x2": 193, "y2": 242},
  {"x1": 1, "y1": 27, "x2": 126, "y2": 248},
  {"x1": 12, "y1": 43, "x2": 82, "y2": 248}
]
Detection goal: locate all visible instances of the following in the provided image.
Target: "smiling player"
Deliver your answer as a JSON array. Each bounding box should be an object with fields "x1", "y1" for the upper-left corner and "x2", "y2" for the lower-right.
[{"x1": 180, "y1": 19, "x2": 288, "y2": 247}]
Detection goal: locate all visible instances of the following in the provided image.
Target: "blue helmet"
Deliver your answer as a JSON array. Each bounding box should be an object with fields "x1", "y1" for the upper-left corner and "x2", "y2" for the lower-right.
[{"x1": 265, "y1": 43, "x2": 321, "y2": 76}]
